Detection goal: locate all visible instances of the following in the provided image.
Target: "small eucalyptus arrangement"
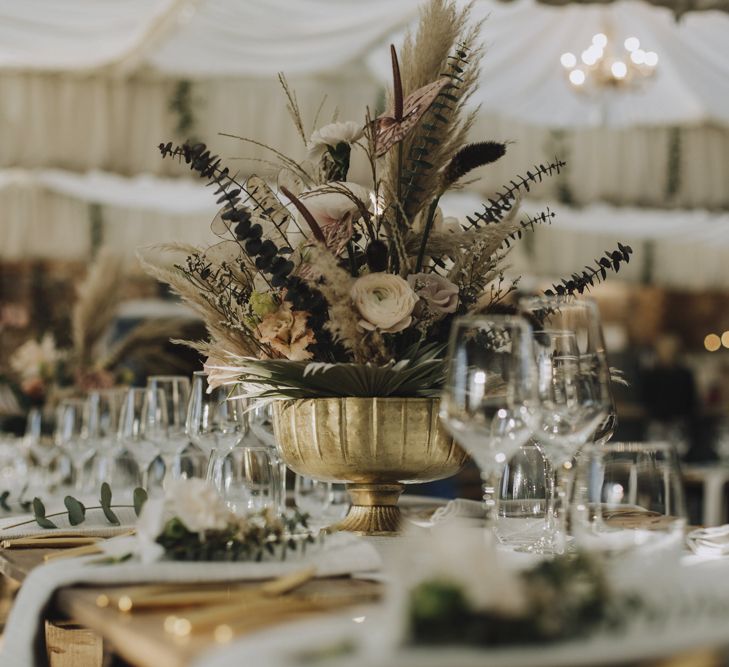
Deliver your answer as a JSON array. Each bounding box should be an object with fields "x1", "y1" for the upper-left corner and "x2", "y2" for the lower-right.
[
  {"x1": 155, "y1": 509, "x2": 318, "y2": 563},
  {"x1": 408, "y1": 553, "x2": 638, "y2": 646},
  {"x1": 130, "y1": 479, "x2": 320, "y2": 564}
]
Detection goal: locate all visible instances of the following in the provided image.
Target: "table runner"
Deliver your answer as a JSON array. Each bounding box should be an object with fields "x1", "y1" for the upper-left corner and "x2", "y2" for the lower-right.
[{"x1": 0, "y1": 533, "x2": 381, "y2": 667}]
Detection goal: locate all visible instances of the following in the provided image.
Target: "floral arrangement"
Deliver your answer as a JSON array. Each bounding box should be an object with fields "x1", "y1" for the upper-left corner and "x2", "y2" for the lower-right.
[
  {"x1": 393, "y1": 523, "x2": 636, "y2": 647},
  {"x1": 145, "y1": 0, "x2": 632, "y2": 399},
  {"x1": 125, "y1": 480, "x2": 317, "y2": 564},
  {"x1": 5, "y1": 248, "x2": 128, "y2": 406}
]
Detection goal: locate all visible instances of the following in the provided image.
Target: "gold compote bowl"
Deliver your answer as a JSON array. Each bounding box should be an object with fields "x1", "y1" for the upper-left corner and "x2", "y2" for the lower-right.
[{"x1": 272, "y1": 397, "x2": 467, "y2": 536}]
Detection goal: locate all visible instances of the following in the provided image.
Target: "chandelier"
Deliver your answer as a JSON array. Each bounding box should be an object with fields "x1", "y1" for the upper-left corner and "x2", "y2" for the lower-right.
[{"x1": 560, "y1": 32, "x2": 658, "y2": 91}]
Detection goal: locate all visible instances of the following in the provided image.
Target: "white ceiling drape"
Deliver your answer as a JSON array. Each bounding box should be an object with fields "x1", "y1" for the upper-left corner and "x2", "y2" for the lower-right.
[{"x1": 1, "y1": 0, "x2": 727, "y2": 127}]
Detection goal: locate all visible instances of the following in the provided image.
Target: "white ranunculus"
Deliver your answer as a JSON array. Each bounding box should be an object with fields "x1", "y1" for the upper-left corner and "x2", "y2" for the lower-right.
[
  {"x1": 351, "y1": 272, "x2": 418, "y2": 334},
  {"x1": 407, "y1": 273, "x2": 459, "y2": 315},
  {"x1": 307, "y1": 121, "x2": 363, "y2": 161},
  {"x1": 165, "y1": 479, "x2": 233, "y2": 533}
]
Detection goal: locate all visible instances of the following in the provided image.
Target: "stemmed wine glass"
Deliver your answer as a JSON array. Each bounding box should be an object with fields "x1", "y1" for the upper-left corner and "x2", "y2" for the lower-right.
[
  {"x1": 520, "y1": 296, "x2": 612, "y2": 553},
  {"x1": 25, "y1": 407, "x2": 61, "y2": 491},
  {"x1": 88, "y1": 388, "x2": 127, "y2": 484},
  {"x1": 186, "y1": 371, "x2": 248, "y2": 486},
  {"x1": 55, "y1": 398, "x2": 96, "y2": 493},
  {"x1": 146, "y1": 375, "x2": 191, "y2": 484},
  {"x1": 440, "y1": 315, "x2": 537, "y2": 530},
  {"x1": 118, "y1": 388, "x2": 164, "y2": 491}
]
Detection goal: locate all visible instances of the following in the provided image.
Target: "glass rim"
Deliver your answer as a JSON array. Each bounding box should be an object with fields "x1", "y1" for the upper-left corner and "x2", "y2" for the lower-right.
[
  {"x1": 581, "y1": 441, "x2": 680, "y2": 455},
  {"x1": 450, "y1": 313, "x2": 533, "y2": 330},
  {"x1": 147, "y1": 374, "x2": 190, "y2": 381}
]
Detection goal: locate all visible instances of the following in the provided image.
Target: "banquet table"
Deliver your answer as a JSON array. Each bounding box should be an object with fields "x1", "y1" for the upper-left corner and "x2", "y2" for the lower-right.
[
  {"x1": 0, "y1": 546, "x2": 382, "y2": 667},
  {"x1": 0, "y1": 506, "x2": 727, "y2": 667}
]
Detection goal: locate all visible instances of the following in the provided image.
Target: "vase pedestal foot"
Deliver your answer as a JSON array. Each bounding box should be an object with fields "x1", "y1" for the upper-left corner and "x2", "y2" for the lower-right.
[{"x1": 331, "y1": 483, "x2": 404, "y2": 536}]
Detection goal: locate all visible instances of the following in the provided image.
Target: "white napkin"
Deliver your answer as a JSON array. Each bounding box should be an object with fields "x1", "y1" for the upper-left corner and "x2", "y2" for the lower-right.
[
  {"x1": 0, "y1": 532, "x2": 381, "y2": 667},
  {"x1": 430, "y1": 498, "x2": 484, "y2": 524},
  {"x1": 0, "y1": 507, "x2": 138, "y2": 540},
  {"x1": 687, "y1": 525, "x2": 729, "y2": 557}
]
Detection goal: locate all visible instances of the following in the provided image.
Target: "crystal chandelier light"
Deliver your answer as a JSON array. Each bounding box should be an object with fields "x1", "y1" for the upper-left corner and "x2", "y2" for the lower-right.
[{"x1": 560, "y1": 32, "x2": 658, "y2": 91}]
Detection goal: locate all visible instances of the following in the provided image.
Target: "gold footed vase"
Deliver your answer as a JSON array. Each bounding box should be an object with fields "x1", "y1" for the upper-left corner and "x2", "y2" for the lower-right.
[{"x1": 271, "y1": 397, "x2": 467, "y2": 536}]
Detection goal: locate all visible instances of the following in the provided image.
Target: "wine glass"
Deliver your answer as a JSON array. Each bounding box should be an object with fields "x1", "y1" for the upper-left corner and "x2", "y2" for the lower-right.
[
  {"x1": 186, "y1": 371, "x2": 248, "y2": 483},
  {"x1": 220, "y1": 445, "x2": 277, "y2": 514},
  {"x1": 294, "y1": 474, "x2": 332, "y2": 523},
  {"x1": 25, "y1": 408, "x2": 59, "y2": 472},
  {"x1": 520, "y1": 296, "x2": 612, "y2": 553},
  {"x1": 496, "y1": 439, "x2": 550, "y2": 549},
  {"x1": 146, "y1": 375, "x2": 191, "y2": 484},
  {"x1": 440, "y1": 315, "x2": 536, "y2": 530},
  {"x1": 87, "y1": 388, "x2": 126, "y2": 452},
  {"x1": 118, "y1": 388, "x2": 163, "y2": 491},
  {"x1": 571, "y1": 442, "x2": 687, "y2": 556},
  {"x1": 55, "y1": 398, "x2": 95, "y2": 493},
  {"x1": 249, "y1": 401, "x2": 288, "y2": 515}
]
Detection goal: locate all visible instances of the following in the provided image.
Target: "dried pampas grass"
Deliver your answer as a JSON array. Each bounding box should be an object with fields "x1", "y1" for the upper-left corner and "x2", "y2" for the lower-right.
[{"x1": 72, "y1": 247, "x2": 125, "y2": 370}]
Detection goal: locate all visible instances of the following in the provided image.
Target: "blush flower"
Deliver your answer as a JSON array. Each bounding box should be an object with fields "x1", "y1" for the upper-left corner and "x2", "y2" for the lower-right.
[
  {"x1": 258, "y1": 302, "x2": 315, "y2": 361},
  {"x1": 351, "y1": 273, "x2": 417, "y2": 334},
  {"x1": 407, "y1": 273, "x2": 459, "y2": 315},
  {"x1": 297, "y1": 182, "x2": 371, "y2": 254}
]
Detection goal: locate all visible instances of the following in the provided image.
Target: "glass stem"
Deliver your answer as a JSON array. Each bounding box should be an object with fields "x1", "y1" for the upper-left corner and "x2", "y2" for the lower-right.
[
  {"x1": 553, "y1": 461, "x2": 574, "y2": 552},
  {"x1": 480, "y1": 470, "x2": 500, "y2": 530},
  {"x1": 205, "y1": 449, "x2": 218, "y2": 483},
  {"x1": 140, "y1": 467, "x2": 150, "y2": 492},
  {"x1": 73, "y1": 463, "x2": 85, "y2": 493},
  {"x1": 544, "y1": 458, "x2": 557, "y2": 535}
]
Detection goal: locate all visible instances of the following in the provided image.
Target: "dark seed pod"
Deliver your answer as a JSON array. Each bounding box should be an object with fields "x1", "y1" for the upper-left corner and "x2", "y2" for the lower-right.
[
  {"x1": 366, "y1": 240, "x2": 388, "y2": 273},
  {"x1": 247, "y1": 223, "x2": 263, "y2": 239},
  {"x1": 255, "y1": 255, "x2": 273, "y2": 270}
]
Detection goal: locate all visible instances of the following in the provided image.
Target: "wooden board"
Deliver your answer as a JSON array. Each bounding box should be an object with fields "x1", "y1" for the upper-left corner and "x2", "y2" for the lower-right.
[{"x1": 54, "y1": 577, "x2": 381, "y2": 667}]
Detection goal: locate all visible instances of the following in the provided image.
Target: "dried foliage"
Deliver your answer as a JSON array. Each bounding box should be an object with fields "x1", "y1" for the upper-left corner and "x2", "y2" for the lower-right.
[{"x1": 142, "y1": 0, "x2": 634, "y2": 399}]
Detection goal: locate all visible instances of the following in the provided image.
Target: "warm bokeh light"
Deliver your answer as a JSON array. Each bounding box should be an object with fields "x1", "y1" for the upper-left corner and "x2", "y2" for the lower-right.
[
  {"x1": 631, "y1": 49, "x2": 646, "y2": 65},
  {"x1": 721, "y1": 331, "x2": 729, "y2": 348},
  {"x1": 560, "y1": 52, "x2": 577, "y2": 68},
  {"x1": 705, "y1": 333, "x2": 721, "y2": 352},
  {"x1": 611, "y1": 61, "x2": 628, "y2": 79},
  {"x1": 624, "y1": 36, "x2": 640, "y2": 51},
  {"x1": 569, "y1": 69, "x2": 586, "y2": 85},
  {"x1": 592, "y1": 33, "x2": 608, "y2": 48},
  {"x1": 644, "y1": 51, "x2": 659, "y2": 67}
]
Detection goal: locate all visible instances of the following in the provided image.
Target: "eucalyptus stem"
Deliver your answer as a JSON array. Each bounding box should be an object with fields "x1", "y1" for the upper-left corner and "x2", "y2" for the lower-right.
[
  {"x1": 415, "y1": 196, "x2": 441, "y2": 273},
  {"x1": 3, "y1": 505, "x2": 136, "y2": 531}
]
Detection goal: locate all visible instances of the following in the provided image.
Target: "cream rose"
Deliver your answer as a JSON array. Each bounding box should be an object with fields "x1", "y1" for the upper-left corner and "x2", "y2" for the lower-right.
[
  {"x1": 307, "y1": 121, "x2": 363, "y2": 161},
  {"x1": 351, "y1": 272, "x2": 417, "y2": 333},
  {"x1": 407, "y1": 273, "x2": 459, "y2": 315},
  {"x1": 257, "y1": 302, "x2": 315, "y2": 361}
]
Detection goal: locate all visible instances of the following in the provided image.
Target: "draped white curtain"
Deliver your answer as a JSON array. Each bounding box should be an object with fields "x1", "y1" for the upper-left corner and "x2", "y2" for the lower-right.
[{"x1": 2, "y1": 168, "x2": 729, "y2": 290}]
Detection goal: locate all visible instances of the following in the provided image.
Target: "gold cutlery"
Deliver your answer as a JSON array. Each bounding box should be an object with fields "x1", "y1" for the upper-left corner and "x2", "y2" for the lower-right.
[{"x1": 2, "y1": 536, "x2": 101, "y2": 549}]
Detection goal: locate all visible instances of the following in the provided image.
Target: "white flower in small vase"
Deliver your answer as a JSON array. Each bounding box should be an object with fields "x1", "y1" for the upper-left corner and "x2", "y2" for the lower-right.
[
  {"x1": 307, "y1": 121, "x2": 363, "y2": 161},
  {"x1": 10, "y1": 333, "x2": 60, "y2": 380},
  {"x1": 351, "y1": 272, "x2": 418, "y2": 334},
  {"x1": 408, "y1": 273, "x2": 459, "y2": 316}
]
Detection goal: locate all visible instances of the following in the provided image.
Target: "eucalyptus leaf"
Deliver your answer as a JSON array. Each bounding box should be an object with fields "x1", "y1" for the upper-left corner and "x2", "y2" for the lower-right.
[
  {"x1": 0, "y1": 491, "x2": 10, "y2": 512},
  {"x1": 100, "y1": 482, "x2": 113, "y2": 508},
  {"x1": 133, "y1": 487, "x2": 148, "y2": 517},
  {"x1": 33, "y1": 497, "x2": 56, "y2": 529},
  {"x1": 64, "y1": 496, "x2": 86, "y2": 526}
]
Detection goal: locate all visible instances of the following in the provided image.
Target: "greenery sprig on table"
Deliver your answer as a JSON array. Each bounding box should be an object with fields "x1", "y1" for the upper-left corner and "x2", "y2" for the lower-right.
[
  {"x1": 155, "y1": 509, "x2": 319, "y2": 563},
  {"x1": 408, "y1": 552, "x2": 639, "y2": 647},
  {"x1": 1, "y1": 483, "x2": 148, "y2": 530}
]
